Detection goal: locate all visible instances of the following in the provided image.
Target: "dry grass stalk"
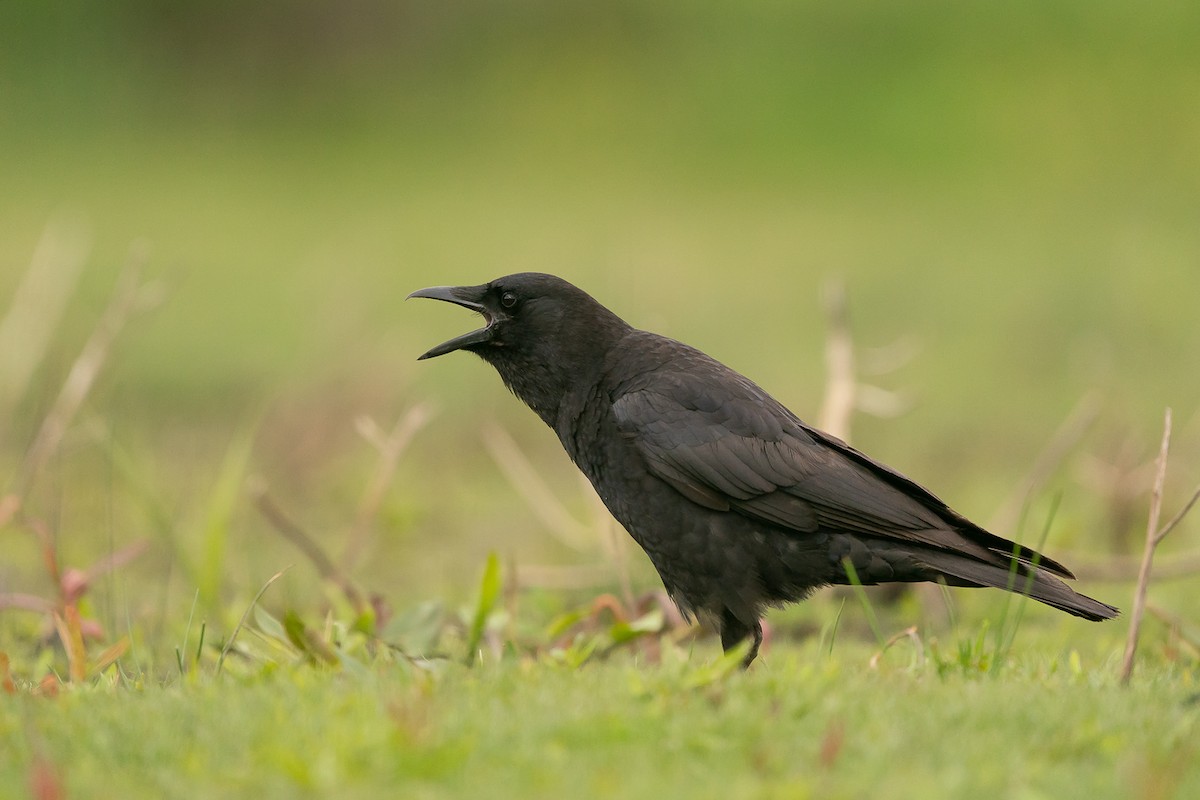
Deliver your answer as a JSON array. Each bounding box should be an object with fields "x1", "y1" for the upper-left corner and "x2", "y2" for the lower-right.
[
  {"x1": 868, "y1": 625, "x2": 924, "y2": 670},
  {"x1": 1120, "y1": 409, "x2": 1200, "y2": 685},
  {"x1": 342, "y1": 403, "x2": 433, "y2": 572},
  {"x1": 482, "y1": 422, "x2": 594, "y2": 551},
  {"x1": 13, "y1": 248, "x2": 161, "y2": 498},
  {"x1": 250, "y1": 482, "x2": 366, "y2": 615},
  {"x1": 0, "y1": 216, "x2": 90, "y2": 421},
  {"x1": 818, "y1": 280, "x2": 856, "y2": 441},
  {"x1": 512, "y1": 563, "x2": 621, "y2": 590},
  {"x1": 1071, "y1": 545, "x2": 1200, "y2": 583},
  {"x1": 816, "y1": 279, "x2": 911, "y2": 442},
  {"x1": 486, "y1": 424, "x2": 640, "y2": 603},
  {"x1": 0, "y1": 593, "x2": 54, "y2": 613},
  {"x1": 0, "y1": 236, "x2": 156, "y2": 685}
]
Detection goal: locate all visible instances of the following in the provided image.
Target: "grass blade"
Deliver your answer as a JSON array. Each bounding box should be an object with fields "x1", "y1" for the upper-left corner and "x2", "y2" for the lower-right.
[
  {"x1": 217, "y1": 567, "x2": 290, "y2": 676},
  {"x1": 465, "y1": 553, "x2": 502, "y2": 664},
  {"x1": 841, "y1": 558, "x2": 885, "y2": 648}
]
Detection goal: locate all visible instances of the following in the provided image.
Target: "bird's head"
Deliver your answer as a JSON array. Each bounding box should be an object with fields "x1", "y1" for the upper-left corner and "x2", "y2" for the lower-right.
[{"x1": 408, "y1": 272, "x2": 630, "y2": 424}]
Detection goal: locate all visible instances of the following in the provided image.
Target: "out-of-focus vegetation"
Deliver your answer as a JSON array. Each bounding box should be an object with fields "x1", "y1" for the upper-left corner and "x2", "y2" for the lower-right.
[{"x1": 1, "y1": 4, "x2": 1199, "y2": 794}]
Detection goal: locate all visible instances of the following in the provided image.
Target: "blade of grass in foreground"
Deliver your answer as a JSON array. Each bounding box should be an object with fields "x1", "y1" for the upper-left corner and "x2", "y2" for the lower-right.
[
  {"x1": 991, "y1": 493, "x2": 1058, "y2": 674},
  {"x1": 841, "y1": 558, "x2": 885, "y2": 648},
  {"x1": 465, "y1": 553, "x2": 502, "y2": 665},
  {"x1": 196, "y1": 428, "x2": 257, "y2": 616},
  {"x1": 217, "y1": 567, "x2": 290, "y2": 676}
]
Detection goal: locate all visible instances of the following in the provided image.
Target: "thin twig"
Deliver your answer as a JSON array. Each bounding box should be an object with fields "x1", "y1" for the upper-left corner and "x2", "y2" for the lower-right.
[
  {"x1": 852, "y1": 384, "x2": 910, "y2": 419},
  {"x1": 860, "y1": 335, "x2": 921, "y2": 378},
  {"x1": 868, "y1": 626, "x2": 924, "y2": 670},
  {"x1": 59, "y1": 539, "x2": 151, "y2": 603},
  {"x1": 1146, "y1": 603, "x2": 1200, "y2": 659},
  {"x1": 84, "y1": 539, "x2": 151, "y2": 582},
  {"x1": 1120, "y1": 409, "x2": 1173, "y2": 685},
  {"x1": 0, "y1": 593, "x2": 55, "y2": 613},
  {"x1": 818, "y1": 280, "x2": 855, "y2": 441},
  {"x1": 1071, "y1": 540, "x2": 1200, "y2": 583},
  {"x1": 1152, "y1": 483, "x2": 1200, "y2": 545},
  {"x1": 341, "y1": 403, "x2": 433, "y2": 572},
  {"x1": 251, "y1": 482, "x2": 367, "y2": 615},
  {"x1": 512, "y1": 563, "x2": 619, "y2": 590},
  {"x1": 817, "y1": 280, "x2": 911, "y2": 438},
  {"x1": 482, "y1": 423, "x2": 594, "y2": 550}
]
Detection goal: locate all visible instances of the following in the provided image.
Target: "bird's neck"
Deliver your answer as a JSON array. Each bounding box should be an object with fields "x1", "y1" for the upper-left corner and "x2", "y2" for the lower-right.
[
  {"x1": 483, "y1": 314, "x2": 630, "y2": 431},
  {"x1": 493, "y1": 355, "x2": 576, "y2": 429}
]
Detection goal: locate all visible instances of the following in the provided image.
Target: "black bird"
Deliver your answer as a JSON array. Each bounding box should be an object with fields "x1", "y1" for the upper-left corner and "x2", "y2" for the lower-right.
[{"x1": 410, "y1": 273, "x2": 1117, "y2": 665}]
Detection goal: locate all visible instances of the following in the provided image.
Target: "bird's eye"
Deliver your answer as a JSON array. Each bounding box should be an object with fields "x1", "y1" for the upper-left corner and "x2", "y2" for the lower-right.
[{"x1": 500, "y1": 291, "x2": 518, "y2": 309}]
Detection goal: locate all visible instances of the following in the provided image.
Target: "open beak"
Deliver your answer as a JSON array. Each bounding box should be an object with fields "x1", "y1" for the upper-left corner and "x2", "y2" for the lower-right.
[{"x1": 407, "y1": 284, "x2": 494, "y2": 359}]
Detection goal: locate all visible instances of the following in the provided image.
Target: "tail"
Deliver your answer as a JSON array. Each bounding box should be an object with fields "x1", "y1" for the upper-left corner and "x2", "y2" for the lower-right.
[{"x1": 917, "y1": 549, "x2": 1119, "y2": 621}]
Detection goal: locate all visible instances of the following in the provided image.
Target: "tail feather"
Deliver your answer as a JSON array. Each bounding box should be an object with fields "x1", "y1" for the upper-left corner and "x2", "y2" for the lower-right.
[{"x1": 918, "y1": 549, "x2": 1119, "y2": 621}]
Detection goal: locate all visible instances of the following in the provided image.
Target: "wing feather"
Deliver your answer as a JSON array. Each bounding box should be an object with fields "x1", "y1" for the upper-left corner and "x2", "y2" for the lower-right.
[{"x1": 610, "y1": 354, "x2": 1071, "y2": 577}]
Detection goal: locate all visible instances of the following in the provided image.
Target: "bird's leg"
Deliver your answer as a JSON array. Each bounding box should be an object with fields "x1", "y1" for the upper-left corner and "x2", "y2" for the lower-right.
[
  {"x1": 720, "y1": 611, "x2": 763, "y2": 669},
  {"x1": 742, "y1": 621, "x2": 763, "y2": 668}
]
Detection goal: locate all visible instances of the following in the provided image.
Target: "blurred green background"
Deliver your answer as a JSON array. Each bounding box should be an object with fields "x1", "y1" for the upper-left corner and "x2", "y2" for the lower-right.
[{"x1": 2, "y1": 0, "x2": 1198, "y2": 651}]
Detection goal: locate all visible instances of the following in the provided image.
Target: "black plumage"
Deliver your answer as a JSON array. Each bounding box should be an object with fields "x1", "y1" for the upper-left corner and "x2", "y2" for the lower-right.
[{"x1": 410, "y1": 272, "x2": 1117, "y2": 665}]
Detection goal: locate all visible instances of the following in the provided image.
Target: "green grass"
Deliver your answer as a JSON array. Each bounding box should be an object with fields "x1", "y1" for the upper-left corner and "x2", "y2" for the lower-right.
[
  {"x1": 3, "y1": 1, "x2": 1200, "y2": 797},
  {"x1": 3, "y1": 633, "x2": 1196, "y2": 800}
]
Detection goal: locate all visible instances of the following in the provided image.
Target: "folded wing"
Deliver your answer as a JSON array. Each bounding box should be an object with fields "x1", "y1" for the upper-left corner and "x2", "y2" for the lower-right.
[{"x1": 611, "y1": 358, "x2": 1073, "y2": 579}]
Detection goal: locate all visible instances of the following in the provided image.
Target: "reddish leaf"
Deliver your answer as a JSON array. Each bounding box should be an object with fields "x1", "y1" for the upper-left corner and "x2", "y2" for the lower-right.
[
  {"x1": 91, "y1": 637, "x2": 130, "y2": 676},
  {"x1": 52, "y1": 608, "x2": 88, "y2": 682},
  {"x1": 28, "y1": 757, "x2": 65, "y2": 800},
  {"x1": 0, "y1": 652, "x2": 15, "y2": 694}
]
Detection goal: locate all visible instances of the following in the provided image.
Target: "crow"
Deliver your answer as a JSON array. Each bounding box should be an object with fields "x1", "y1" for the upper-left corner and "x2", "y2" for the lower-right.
[{"x1": 410, "y1": 272, "x2": 1117, "y2": 666}]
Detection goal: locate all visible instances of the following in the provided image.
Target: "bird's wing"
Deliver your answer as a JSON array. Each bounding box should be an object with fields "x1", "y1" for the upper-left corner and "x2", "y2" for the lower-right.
[{"x1": 611, "y1": 360, "x2": 1070, "y2": 574}]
